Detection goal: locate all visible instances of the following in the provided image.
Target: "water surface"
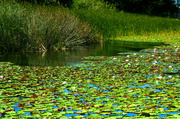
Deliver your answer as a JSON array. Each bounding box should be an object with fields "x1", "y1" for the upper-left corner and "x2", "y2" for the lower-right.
[{"x1": 0, "y1": 40, "x2": 166, "y2": 66}]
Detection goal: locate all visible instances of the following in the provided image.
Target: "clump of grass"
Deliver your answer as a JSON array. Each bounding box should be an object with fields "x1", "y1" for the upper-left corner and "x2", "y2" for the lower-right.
[
  {"x1": 74, "y1": 9, "x2": 180, "y2": 39},
  {"x1": 0, "y1": 1, "x2": 96, "y2": 53},
  {"x1": 24, "y1": 5, "x2": 95, "y2": 50}
]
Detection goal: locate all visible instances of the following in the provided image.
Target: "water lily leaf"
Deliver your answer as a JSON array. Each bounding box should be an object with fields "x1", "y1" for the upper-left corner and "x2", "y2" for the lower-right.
[{"x1": 41, "y1": 112, "x2": 52, "y2": 116}]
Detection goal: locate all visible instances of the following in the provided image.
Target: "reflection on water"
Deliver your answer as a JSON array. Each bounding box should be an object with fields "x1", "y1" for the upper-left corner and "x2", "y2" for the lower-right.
[{"x1": 0, "y1": 40, "x2": 166, "y2": 66}]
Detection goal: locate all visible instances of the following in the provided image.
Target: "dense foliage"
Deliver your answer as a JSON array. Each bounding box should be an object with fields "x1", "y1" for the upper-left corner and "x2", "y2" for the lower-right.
[
  {"x1": 16, "y1": 0, "x2": 179, "y2": 17},
  {"x1": 104, "y1": 0, "x2": 179, "y2": 17},
  {"x1": 15, "y1": 0, "x2": 114, "y2": 10}
]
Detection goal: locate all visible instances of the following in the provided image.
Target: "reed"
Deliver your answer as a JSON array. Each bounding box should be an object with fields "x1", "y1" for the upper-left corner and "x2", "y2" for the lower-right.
[{"x1": 0, "y1": 1, "x2": 95, "y2": 52}]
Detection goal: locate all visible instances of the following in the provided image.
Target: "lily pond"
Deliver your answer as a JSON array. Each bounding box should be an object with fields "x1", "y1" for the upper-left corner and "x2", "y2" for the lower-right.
[{"x1": 0, "y1": 41, "x2": 180, "y2": 118}]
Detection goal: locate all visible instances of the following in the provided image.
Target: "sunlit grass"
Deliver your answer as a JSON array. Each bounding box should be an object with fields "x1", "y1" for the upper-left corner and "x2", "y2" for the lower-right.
[
  {"x1": 112, "y1": 32, "x2": 180, "y2": 45},
  {"x1": 74, "y1": 10, "x2": 180, "y2": 39}
]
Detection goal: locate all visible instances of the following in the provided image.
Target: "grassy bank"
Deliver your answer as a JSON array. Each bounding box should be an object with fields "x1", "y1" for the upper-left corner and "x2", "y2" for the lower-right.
[
  {"x1": 112, "y1": 32, "x2": 180, "y2": 45},
  {"x1": 0, "y1": 0, "x2": 179, "y2": 54},
  {"x1": 74, "y1": 9, "x2": 180, "y2": 39}
]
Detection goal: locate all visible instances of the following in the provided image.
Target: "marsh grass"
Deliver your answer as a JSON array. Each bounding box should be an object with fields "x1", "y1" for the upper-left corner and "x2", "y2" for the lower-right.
[
  {"x1": 74, "y1": 10, "x2": 180, "y2": 39},
  {"x1": 0, "y1": 1, "x2": 95, "y2": 52}
]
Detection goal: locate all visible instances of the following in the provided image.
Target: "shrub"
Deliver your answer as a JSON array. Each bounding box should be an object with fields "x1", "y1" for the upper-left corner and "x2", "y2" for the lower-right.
[{"x1": 72, "y1": 0, "x2": 116, "y2": 11}]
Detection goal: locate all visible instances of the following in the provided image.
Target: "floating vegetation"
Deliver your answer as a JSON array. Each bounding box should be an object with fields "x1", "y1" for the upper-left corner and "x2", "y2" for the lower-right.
[{"x1": 0, "y1": 45, "x2": 180, "y2": 118}]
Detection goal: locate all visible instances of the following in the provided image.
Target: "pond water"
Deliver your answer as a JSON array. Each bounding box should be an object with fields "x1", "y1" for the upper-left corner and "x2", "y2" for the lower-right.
[
  {"x1": 0, "y1": 40, "x2": 179, "y2": 118},
  {"x1": 0, "y1": 40, "x2": 167, "y2": 66}
]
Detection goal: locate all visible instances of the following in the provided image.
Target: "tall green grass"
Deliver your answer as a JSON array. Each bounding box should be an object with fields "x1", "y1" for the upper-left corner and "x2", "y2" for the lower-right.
[
  {"x1": 0, "y1": 1, "x2": 95, "y2": 53},
  {"x1": 74, "y1": 9, "x2": 180, "y2": 39}
]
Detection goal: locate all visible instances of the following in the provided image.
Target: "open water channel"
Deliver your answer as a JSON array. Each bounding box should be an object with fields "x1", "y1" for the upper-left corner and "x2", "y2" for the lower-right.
[{"x1": 0, "y1": 40, "x2": 167, "y2": 66}]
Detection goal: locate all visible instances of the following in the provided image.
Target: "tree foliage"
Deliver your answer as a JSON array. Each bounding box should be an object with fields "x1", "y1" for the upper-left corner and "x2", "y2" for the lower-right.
[
  {"x1": 12, "y1": 0, "x2": 179, "y2": 17},
  {"x1": 55, "y1": 0, "x2": 72, "y2": 7},
  {"x1": 15, "y1": 0, "x2": 72, "y2": 6},
  {"x1": 104, "y1": 0, "x2": 178, "y2": 17}
]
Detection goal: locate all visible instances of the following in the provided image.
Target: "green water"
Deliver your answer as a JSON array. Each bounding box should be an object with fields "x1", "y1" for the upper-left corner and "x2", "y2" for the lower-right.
[{"x1": 0, "y1": 40, "x2": 167, "y2": 66}]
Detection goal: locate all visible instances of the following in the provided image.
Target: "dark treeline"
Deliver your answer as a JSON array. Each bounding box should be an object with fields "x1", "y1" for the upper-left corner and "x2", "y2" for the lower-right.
[
  {"x1": 104, "y1": 0, "x2": 178, "y2": 17},
  {"x1": 15, "y1": 0, "x2": 179, "y2": 17}
]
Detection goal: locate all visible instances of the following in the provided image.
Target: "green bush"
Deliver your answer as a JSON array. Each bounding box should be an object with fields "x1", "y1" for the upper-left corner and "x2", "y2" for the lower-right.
[
  {"x1": 72, "y1": 0, "x2": 115, "y2": 11},
  {"x1": 104, "y1": 0, "x2": 178, "y2": 17}
]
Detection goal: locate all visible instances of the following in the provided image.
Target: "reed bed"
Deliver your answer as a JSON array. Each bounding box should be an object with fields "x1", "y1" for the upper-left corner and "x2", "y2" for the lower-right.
[{"x1": 0, "y1": 1, "x2": 95, "y2": 53}]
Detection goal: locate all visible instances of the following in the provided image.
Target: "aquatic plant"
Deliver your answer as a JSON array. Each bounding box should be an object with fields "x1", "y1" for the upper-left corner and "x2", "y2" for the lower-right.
[{"x1": 0, "y1": 45, "x2": 179, "y2": 118}]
